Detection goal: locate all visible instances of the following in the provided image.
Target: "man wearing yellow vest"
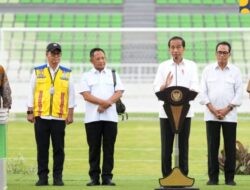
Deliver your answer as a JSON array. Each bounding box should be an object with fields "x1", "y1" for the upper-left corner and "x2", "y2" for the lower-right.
[{"x1": 27, "y1": 43, "x2": 75, "y2": 186}]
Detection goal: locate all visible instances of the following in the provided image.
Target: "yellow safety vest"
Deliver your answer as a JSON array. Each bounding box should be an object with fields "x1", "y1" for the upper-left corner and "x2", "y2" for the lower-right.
[{"x1": 33, "y1": 64, "x2": 71, "y2": 119}]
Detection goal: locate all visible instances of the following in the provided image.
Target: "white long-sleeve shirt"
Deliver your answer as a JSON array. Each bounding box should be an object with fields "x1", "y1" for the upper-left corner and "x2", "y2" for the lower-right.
[
  {"x1": 153, "y1": 58, "x2": 199, "y2": 118},
  {"x1": 200, "y1": 63, "x2": 242, "y2": 122},
  {"x1": 27, "y1": 63, "x2": 76, "y2": 120}
]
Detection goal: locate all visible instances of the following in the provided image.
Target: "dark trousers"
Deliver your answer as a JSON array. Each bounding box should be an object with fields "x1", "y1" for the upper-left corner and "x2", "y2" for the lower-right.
[
  {"x1": 34, "y1": 117, "x2": 66, "y2": 180},
  {"x1": 206, "y1": 121, "x2": 236, "y2": 182},
  {"x1": 85, "y1": 121, "x2": 117, "y2": 181},
  {"x1": 160, "y1": 118, "x2": 191, "y2": 177}
]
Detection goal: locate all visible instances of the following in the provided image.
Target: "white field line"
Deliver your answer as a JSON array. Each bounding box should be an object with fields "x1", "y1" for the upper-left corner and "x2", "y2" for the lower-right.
[{"x1": 8, "y1": 147, "x2": 207, "y2": 151}]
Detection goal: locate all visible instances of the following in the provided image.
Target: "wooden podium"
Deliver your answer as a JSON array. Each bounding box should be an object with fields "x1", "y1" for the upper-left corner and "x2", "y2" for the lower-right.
[{"x1": 155, "y1": 86, "x2": 199, "y2": 190}]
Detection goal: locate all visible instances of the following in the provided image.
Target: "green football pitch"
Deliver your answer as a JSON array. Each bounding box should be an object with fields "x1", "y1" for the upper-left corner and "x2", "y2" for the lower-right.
[{"x1": 6, "y1": 113, "x2": 250, "y2": 190}]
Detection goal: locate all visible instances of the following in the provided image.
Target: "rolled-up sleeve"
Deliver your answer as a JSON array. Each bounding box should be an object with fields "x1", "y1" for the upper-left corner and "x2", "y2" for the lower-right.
[
  {"x1": 114, "y1": 72, "x2": 125, "y2": 92},
  {"x1": 231, "y1": 69, "x2": 243, "y2": 106},
  {"x1": 190, "y1": 63, "x2": 199, "y2": 92},
  {"x1": 153, "y1": 64, "x2": 163, "y2": 93},
  {"x1": 199, "y1": 68, "x2": 210, "y2": 105}
]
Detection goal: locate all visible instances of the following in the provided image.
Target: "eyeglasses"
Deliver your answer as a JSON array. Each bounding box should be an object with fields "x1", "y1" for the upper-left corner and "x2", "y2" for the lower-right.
[{"x1": 216, "y1": 51, "x2": 230, "y2": 55}]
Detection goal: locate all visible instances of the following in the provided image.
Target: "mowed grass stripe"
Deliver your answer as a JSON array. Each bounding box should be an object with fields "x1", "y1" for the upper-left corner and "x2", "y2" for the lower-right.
[
  {"x1": 8, "y1": 147, "x2": 209, "y2": 150},
  {"x1": 6, "y1": 114, "x2": 250, "y2": 190}
]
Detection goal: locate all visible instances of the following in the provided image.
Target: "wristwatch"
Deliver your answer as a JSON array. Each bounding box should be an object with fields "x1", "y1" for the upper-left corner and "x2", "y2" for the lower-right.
[
  {"x1": 227, "y1": 105, "x2": 234, "y2": 111},
  {"x1": 27, "y1": 110, "x2": 33, "y2": 115}
]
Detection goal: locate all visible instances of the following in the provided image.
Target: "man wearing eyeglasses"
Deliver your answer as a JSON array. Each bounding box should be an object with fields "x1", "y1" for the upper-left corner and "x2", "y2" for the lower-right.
[
  {"x1": 27, "y1": 43, "x2": 75, "y2": 186},
  {"x1": 200, "y1": 41, "x2": 242, "y2": 186}
]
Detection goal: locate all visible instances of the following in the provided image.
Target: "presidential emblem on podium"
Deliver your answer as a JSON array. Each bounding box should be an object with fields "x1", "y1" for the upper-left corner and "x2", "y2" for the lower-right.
[{"x1": 155, "y1": 86, "x2": 199, "y2": 190}]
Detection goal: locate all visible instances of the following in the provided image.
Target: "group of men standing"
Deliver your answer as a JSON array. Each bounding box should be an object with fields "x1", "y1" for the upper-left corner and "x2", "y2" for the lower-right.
[
  {"x1": 26, "y1": 44, "x2": 123, "y2": 186},
  {"x1": 20, "y1": 37, "x2": 247, "y2": 187},
  {"x1": 153, "y1": 36, "x2": 243, "y2": 186}
]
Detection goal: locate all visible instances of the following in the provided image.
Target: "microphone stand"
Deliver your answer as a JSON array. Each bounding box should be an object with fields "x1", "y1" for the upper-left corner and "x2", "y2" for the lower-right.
[{"x1": 174, "y1": 62, "x2": 179, "y2": 168}]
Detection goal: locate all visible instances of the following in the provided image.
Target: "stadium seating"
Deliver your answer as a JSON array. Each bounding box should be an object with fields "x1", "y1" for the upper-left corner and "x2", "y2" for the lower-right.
[
  {"x1": 0, "y1": 13, "x2": 122, "y2": 27},
  {"x1": 156, "y1": 14, "x2": 250, "y2": 28},
  {"x1": 0, "y1": 0, "x2": 123, "y2": 4},
  {"x1": 5, "y1": 31, "x2": 122, "y2": 65},
  {"x1": 156, "y1": 0, "x2": 237, "y2": 5},
  {"x1": 156, "y1": 14, "x2": 250, "y2": 64},
  {"x1": 1, "y1": 13, "x2": 122, "y2": 65},
  {"x1": 157, "y1": 31, "x2": 249, "y2": 65},
  {"x1": 0, "y1": 1, "x2": 248, "y2": 67}
]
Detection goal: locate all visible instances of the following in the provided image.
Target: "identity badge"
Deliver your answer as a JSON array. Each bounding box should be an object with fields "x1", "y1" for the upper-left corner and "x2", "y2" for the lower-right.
[{"x1": 50, "y1": 86, "x2": 54, "y2": 95}]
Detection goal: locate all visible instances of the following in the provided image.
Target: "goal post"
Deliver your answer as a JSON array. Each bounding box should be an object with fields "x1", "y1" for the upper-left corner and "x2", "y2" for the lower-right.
[
  {"x1": 0, "y1": 27, "x2": 249, "y2": 112},
  {"x1": 1, "y1": 27, "x2": 250, "y2": 82}
]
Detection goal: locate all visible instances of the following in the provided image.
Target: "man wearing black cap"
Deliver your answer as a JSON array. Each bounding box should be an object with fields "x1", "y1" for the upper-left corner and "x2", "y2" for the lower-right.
[{"x1": 27, "y1": 43, "x2": 75, "y2": 186}]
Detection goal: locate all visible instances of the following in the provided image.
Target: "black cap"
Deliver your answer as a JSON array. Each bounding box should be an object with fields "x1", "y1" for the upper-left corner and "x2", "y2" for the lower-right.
[{"x1": 46, "y1": 43, "x2": 61, "y2": 52}]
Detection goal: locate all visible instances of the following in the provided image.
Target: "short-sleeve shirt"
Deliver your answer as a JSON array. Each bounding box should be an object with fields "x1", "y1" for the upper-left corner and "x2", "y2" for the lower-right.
[{"x1": 79, "y1": 67, "x2": 124, "y2": 123}]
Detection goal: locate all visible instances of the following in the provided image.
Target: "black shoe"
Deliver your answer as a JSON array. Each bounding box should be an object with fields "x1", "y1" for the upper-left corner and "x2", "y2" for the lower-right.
[
  {"x1": 206, "y1": 180, "x2": 218, "y2": 185},
  {"x1": 53, "y1": 178, "x2": 64, "y2": 186},
  {"x1": 226, "y1": 180, "x2": 236, "y2": 186},
  {"x1": 35, "y1": 179, "x2": 48, "y2": 186},
  {"x1": 86, "y1": 180, "x2": 100, "y2": 186},
  {"x1": 102, "y1": 179, "x2": 116, "y2": 186}
]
